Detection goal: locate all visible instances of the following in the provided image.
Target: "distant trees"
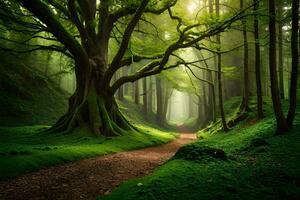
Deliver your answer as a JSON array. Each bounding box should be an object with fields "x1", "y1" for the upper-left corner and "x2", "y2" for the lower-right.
[
  {"x1": 268, "y1": 0, "x2": 289, "y2": 133},
  {"x1": 0, "y1": 0, "x2": 247, "y2": 136},
  {"x1": 1, "y1": 0, "x2": 297, "y2": 135}
]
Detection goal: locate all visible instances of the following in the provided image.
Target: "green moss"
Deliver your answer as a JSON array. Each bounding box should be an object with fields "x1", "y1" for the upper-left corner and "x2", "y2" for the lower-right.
[
  {"x1": 102, "y1": 98, "x2": 300, "y2": 200},
  {"x1": 173, "y1": 143, "x2": 227, "y2": 162},
  {"x1": 0, "y1": 125, "x2": 177, "y2": 181}
]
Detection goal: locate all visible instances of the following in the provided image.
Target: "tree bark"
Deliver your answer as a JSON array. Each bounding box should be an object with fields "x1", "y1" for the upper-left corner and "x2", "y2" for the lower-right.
[
  {"x1": 268, "y1": 0, "x2": 289, "y2": 133},
  {"x1": 134, "y1": 80, "x2": 139, "y2": 104},
  {"x1": 287, "y1": 0, "x2": 299, "y2": 128},
  {"x1": 156, "y1": 76, "x2": 164, "y2": 126},
  {"x1": 277, "y1": 0, "x2": 285, "y2": 99},
  {"x1": 194, "y1": 49, "x2": 215, "y2": 122},
  {"x1": 216, "y1": 0, "x2": 229, "y2": 132},
  {"x1": 117, "y1": 70, "x2": 124, "y2": 101},
  {"x1": 143, "y1": 77, "x2": 148, "y2": 117},
  {"x1": 253, "y1": 0, "x2": 264, "y2": 119},
  {"x1": 148, "y1": 77, "x2": 153, "y2": 113},
  {"x1": 162, "y1": 85, "x2": 172, "y2": 121},
  {"x1": 48, "y1": 62, "x2": 133, "y2": 136},
  {"x1": 239, "y1": 0, "x2": 250, "y2": 112}
]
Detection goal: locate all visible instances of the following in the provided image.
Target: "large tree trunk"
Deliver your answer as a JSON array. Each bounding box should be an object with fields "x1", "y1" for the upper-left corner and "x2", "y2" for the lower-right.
[
  {"x1": 239, "y1": 0, "x2": 250, "y2": 112},
  {"x1": 269, "y1": 0, "x2": 289, "y2": 133},
  {"x1": 287, "y1": 0, "x2": 299, "y2": 128},
  {"x1": 47, "y1": 55, "x2": 134, "y2": 136},
  {"x1": 253, "y1": 0, "x2": 264, "y2": 119},
  {"x1": 18, "y1": 0, "x2": 149, "y2": 137}
]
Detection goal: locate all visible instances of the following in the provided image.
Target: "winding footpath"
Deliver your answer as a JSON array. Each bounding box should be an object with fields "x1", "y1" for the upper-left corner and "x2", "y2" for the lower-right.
[{"x1": 0, "y1": 133, "x2": 196, "y2": 200}]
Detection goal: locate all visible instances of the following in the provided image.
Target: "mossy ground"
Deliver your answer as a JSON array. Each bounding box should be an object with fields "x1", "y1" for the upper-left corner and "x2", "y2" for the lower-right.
[
  {"x1": 0, "y1": 124, "x2": 177, "y2": 181},
  {"x1": 101, "y1": 96, "x2": 300, "y2": 200},
  {"x1": 0, "y1": 60, "x2": 68, "y2": 126}
]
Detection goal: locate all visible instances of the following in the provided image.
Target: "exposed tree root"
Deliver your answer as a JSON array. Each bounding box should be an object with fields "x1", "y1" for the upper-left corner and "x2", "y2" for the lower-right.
[{"x1": 45, "y1": 87, "x2": 136, "y2": 137}]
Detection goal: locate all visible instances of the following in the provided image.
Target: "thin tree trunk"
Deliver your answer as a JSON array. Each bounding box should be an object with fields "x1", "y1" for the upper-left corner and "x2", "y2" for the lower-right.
[
  {"x1": 216, "y1": 0, "x2": 229, "y2": 132},
  {"x1": 269, "y1": 0, "x2": 289, "y2": 133},
  {"x1": 196, "y1": 49, "x2": 215, "y2": 122},
  {"x1": 148, "y1": 77, "x2": 153, "y2": 113},
  {"x1": 188, "y1": 94, "x2": 193, "y2": 118},
  {"x1": 209, "y1": 0, "x2": 213, "y2": 13},
  {"x1": 240, "y1": 0, "x2": 250, "y2": 112},
  {"x1": 156, "y1": 76, "x2": 164, "y2": 126},
  {"x1": 123, "y1": 67, "x2": 129, "y2": 96},
  {"x1": 217, "y1": 52, "x2": 229, "y2": 132},
  {"x1": 198, "y1": 95, "x2": 202, "y2": 123},
  {"x1": 253, "y1": 0, "x2": 264, "y2": 119},
  {"x1": 287, "y1": 0, "x2": 299, "y2": 128},
  {"x1": 118, "y1": 71, "x2": 124, "y2": 101},
  {"x1": 210, "y1": 0, "x2": 218, "y2": 122},
  {"x1": 162, "y1": 83, "x2": 172, "y2": 122},
  {"x1": 277, "y1": 0, "x2": 285, "y2": 99},
  {"x1": 134, "y1": 80, "x2": 139, "y2": 104},
  {"x1": 143, "y1": 77, "x2": 148, "y2": 116}
]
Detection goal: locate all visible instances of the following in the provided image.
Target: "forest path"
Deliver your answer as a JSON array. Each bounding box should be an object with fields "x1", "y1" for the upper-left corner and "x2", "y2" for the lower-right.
[{"x1": 0, "y1": 131, "x2": 196, "y2": 200}]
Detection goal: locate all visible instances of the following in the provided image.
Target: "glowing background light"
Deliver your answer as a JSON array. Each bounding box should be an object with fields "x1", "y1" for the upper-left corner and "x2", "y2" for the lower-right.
[
  {"x1": 164, "y1": 32, "x2": 171, "y2": 40},
  {"x1": 187, "y1": 1, "x2": 198, "y2": 13}
]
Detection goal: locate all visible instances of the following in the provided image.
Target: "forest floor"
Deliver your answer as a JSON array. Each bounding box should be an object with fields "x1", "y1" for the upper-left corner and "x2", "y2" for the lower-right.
[
  {"x1": 0, "y1": 132, "x2": 196, "y2": 200},
  {"x1": 102, "y1": 98, "x2": 300, "y2": 200}
]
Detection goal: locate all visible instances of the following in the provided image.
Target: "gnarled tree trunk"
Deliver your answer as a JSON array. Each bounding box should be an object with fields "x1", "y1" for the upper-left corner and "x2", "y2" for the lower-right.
[{"x1": 47, "y1": 47, "x2": 134, "y2": 136}]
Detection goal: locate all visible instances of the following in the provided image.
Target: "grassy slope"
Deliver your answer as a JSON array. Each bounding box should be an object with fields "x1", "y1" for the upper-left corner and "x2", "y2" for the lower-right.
[
  {"x1": 0, "y1": 60, "x2": 68, "y2": 126},
  {"x1": 102, "y1": 95, "x2": 300, "y2": 200},
  {"x1": 0, "y1": 124, "x2": 176, "y2": 181}
]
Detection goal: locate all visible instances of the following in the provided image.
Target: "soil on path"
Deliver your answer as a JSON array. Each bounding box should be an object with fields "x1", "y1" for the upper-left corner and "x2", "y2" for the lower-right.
[{"x1": 0, "y1": 133, "x2": 196, "y2": 200}]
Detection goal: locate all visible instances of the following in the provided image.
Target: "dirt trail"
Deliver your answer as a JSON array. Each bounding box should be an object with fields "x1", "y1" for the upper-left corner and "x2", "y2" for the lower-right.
[{"x1": 0, "y1": 133, "x2": 196, "y2": 200}]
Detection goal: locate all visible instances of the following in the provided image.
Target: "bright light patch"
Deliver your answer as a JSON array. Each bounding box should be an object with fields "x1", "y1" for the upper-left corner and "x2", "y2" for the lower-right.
[
  {"x1": 187, "y1": 1, "x2": 198, "y2": 13},
  {"x1": 283, "y1": 26, "x2": 290, "y2": 31},
  {"x1": 164, "y1": 32, "x2": 171, "y2": 40}
]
